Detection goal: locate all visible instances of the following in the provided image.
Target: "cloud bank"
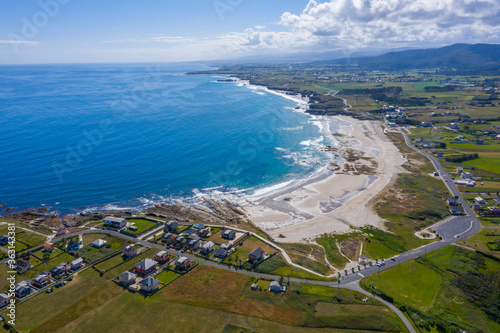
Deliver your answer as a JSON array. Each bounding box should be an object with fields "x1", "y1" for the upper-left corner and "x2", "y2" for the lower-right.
[{"x1": 277, "y1": 0, "x2": 500, "y2": 49}]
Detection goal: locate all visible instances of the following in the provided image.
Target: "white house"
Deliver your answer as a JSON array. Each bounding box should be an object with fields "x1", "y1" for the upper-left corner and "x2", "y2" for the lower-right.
[
  {"x1": 104, "y1": 216, "x2": 127, "y2": 229},
  {"x1": 70, "y1": 257, "x2": 84, "y2": 271},
  {"x1": 200, "y1": 241, "x2": 214, "y2": 254},
  {"x1": 0, "y1": 293, "x2": 11, "y2": 307},
  {"x1": 475, "y1": 197, "x2": 486, "y2": 205},
  {"x1": 92, "y1": 239, "x2": 107, "y2": 248}
]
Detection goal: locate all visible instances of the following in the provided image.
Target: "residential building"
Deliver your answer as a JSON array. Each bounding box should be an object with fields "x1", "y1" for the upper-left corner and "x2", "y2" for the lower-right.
[
  {"x1": 214, "y1": 248, "x2": 227, "y2": 258},
  {"x1": 123, "y1": 245, "x2": 138, "y2": 258},
  {"x1": 162, "y1": 232, "x2": 175, "y2": 242},
  {"x1": 456, "y1": 167, "x2": 464, "y2": 173},
  {"x1": 450, "y1": 206, "x2": 464, "y2": 214},
  {"x1": 248, "y1": 247, "x2": 265, "y2": 262},
  {"x1": 118, "y1": 271, "x2": 137, "y2": 286},
  {"x1": 197, "y1": 228, "x2": 209, "y2": 237},
  {"x1": 0, "y1": 235, "x2": 9, "y2": 246},
  {"x1": 32, "y1": 272, "x2": 51, "y2": 288},
  {"x1": 66, "y1": 239, "x2": 82, "y2": 252},
  {"x1": 15, "y1": 260, "x2": 33, "y2": 275},
  {"x1": 436, "y1": 152, "x2": 444, "y2": 157},
  {"x1": 165, "y1": 221, "x2": 178, "y2": 232},
  {"x1": 139, "y1": 276, "x2": 160, "y2": 293},
  {"x1": 462, "y1": 172, "x2": 474, "y2": 179},
  {"x1": 475, "y1": 197, "x2": 486, "y2": 205},
  {"x1": 175, "y1": 257, "x2": 191, "y2": 270},
  {"x1": 493, "y1": 197, "x2": 500, "y2": 205},
  {"x1": 447, "y1": 198, "x2": 458, "y2": 206},
  {"x1": 220, "y1": 243, "x2": 232, "y2": 251},
  {"x1": 200, "y1": 241, "x2": 214, "y2": 254},
  {"x1": 50, "y1": 262, "x2": 67, "y2": 277},
  {"x1": 175, "y1": 236, "x2": 186, "y2": 245},
  {"x1": 15, "y1": 280, "x2": 32, "y2": 298},
  {"x1": 56, "y1": 228, "x2": 69, "y2": 237},
  {"x1": 449, "y1": 123, "x2": 459, "y2": 130},
  {"x1": 0, "y1": 294, "x2": 10, "y2": 307},
  {"x1": 92, "y1": 239, "x2": 107, "y2": 248},
  {"x1": 470, "y1": 204, "x2": 482, "y2": 210},
  {"x1": 269, "y1": 281, "x2": 281, "y2": 292},
  {"x1": 193, "y1": 223, "x2": 204, "y2": 230},
  {"x1": 103, "y1": 216, "x2": 127, "y2": 229},
  {"x1": 221, "y1": 229, "x2": 236, "y2": 240},
  {"x1": 70, "y1": 258, "x2": 84, "y2": 271},
  {"x1": 488, "y1": 207, "x2": 500, "y2": 215},
  {"x1": 154, "y1": 251, "x2": 170, "y2": 264},
  {"x1": 188, "y1": 239, "x2": 201, "y2": 250},
  {"x1": 43, "y1": 242, "x2": 55, "y2": 252},
  {"x1": 134, "y1": 258, "x2": 158, "y2": 276}
]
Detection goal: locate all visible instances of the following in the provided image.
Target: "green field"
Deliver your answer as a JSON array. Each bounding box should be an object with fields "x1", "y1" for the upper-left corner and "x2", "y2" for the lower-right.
[
  {"x1": 364, "y1": 261, "x2": 442, "y2": 311},
  {"x1": 154, "y1": 269, "x2": 181, "y2": 284},
  {"x1": 126, "y1": 218, "x2": 158, "y2": 234},
  {"x1": 75, "y1": 235, "x2": 129, "y2": 264},
  {"x1": 363, "y1": 246, "x2": 500, "y2": 333}
]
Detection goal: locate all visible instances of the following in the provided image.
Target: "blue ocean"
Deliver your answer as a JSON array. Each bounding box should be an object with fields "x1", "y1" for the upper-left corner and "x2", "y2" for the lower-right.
[{"x1": 0, "y1": 63, "x2": 337, "y2": 213}]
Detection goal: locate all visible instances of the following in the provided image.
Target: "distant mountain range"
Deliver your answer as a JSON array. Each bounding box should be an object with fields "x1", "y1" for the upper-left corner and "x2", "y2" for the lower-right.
[{"x1": 315, "y1": 43, "x2": 500, "y2": 71}]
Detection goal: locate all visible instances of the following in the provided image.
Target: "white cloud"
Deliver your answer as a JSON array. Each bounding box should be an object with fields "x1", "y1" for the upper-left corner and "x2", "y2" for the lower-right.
[
  {"x1": 277, "y1": 0, "x2": 500, "y2": 49},
  {"x1": 255, "y1": 25, "x2": 266, "y2": 30},
  {"x1": 0, "y1": 40, "x2": 39, "y2": 46}
]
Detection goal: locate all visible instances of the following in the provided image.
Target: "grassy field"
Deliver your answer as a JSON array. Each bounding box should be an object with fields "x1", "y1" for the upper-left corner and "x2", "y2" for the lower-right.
[
  {"x1": 75, "y1": 235, "x2": 129, "y2": 264},
  {"x1": 154, "y1": 269, "x2": 181, "y2": 284},
  {"x1": 278, "y1": 242, "x2": 332, "y2": 275},
  {"x1": 126, "y1": 218, "x2": 158, "y2": 235},
  {"x1": 364, "y1": 260, "x2": 442, "y2": 311},
  {"x1": 363, "y1": 246, "x2": 500, "y2": 333}
]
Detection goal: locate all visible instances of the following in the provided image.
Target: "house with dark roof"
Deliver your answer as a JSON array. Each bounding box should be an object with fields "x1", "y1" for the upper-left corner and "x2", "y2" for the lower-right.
[
  {"x1": 140, "y1": 276, "x2": 160, "y2": 293},
  {"x1": 188, "y1": 239, "x2": 201, "y2": 250},
  {"x1": 221, "y1": 229, "x2": 236, "y2": 240},
  {"x1": 15, "y1": 280, "x2": 31, "y2": 298},
  {"x1": 15, "y1": 260, "x2": 33, "y2": 275},
  {"x1": 32, "y1": 272, "x2": 51, "y2": 288},
  {"x1": 197, "y1": 228, "x2": 209, "y2": 237},
  {"x1": 162, "y1": 232, "x2": 175, "y2": 242},
  {"x1": 66, "y1": 239, "x2": 82, "y2": 252},
  {"x1": 175, "y1": 236, "x2": 186, "y2": 245},
  {"x1": 0, "y1": 235, "x2": 9, "y2": 246},
  {"x1": 214, "y1": 248, "x2": 227, "y2": 258},
  {"x1": 248, "y1": 247, "x2": 264, "y2": 262},
  {"x1": 134, "y1": 258, "x2": 157, "y2": 276},
  {"x1": 50, "y1": 263, "x2": 67, "y2": 278},
  {"x1": 165, "y1": 221, "x2": 178, "y2": 232},
  {"x1": 118, "y1": 271, "x2": 137, "y2": 286}
]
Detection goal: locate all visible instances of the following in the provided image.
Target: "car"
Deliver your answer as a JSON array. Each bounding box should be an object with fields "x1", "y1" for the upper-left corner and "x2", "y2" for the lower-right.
[
  {"x1": 166, "y1": 245, "x2": 170, "y2": 249},
  {"x1": 46, "y1": 288, "x2": 53, "y2": 293},
  {"x1": 67, "y1": 277, "x2": 73, "y2": 281},
  {"x1": 391, "y1": 258, "x2": 396, "y2": 261},
  {"x1": 55, "y1": 284, "x2": 61, "y2": 288},
  {"x1": 62, "y1": 281, "x2": 67, "y2": 285}
]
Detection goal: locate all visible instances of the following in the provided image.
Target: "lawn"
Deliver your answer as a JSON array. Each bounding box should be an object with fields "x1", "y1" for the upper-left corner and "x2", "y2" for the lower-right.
[
  {"x1": 154, "y1": 269, "x2": 181, "y2": 284},
  {"x1": 465, "y1": 157, "x2": 500, "y2": 174},
  {"x1": 10, "y1": 269, "x2": 121, "y2": 333},
  {"x1": 75, "y1": 235, "x2": 129, "y2": 264},
  {"x1": 126, "y1": 218, "x2": 158, "y2": 235},
  {"x1": 364, "y1": 246, "x2": 500, "y2": 333},
  {"x1": 363, "y1": 260, "x2": 442, "y2": 312}
]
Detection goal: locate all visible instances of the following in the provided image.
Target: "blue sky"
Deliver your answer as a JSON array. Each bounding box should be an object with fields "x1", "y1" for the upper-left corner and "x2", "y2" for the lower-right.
[{"x1": 1, "y1": 0, "x2": 499, "y2": 64}]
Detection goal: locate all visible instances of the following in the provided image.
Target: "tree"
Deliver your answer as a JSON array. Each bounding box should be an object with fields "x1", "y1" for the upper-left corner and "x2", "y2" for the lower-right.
[{"x1": 42, "y1": 251, "x2": 51, "y2": 262}]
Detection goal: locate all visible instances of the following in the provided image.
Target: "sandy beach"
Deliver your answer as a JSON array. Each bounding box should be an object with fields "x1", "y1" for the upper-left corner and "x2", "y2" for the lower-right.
[{"x1": 244, "y1": 116, "x2": 407, "y2": 243}]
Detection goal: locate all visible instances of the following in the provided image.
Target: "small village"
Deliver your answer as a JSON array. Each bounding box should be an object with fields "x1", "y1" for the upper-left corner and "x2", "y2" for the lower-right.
[{"x1": 0, "y1": 215, "x2": 289, "y2": 309}]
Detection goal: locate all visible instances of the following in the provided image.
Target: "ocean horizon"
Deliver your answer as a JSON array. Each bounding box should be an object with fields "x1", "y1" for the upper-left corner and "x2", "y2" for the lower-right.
[{"x1": 0, "y1": 63, "x2": 342, "y2": 214}]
